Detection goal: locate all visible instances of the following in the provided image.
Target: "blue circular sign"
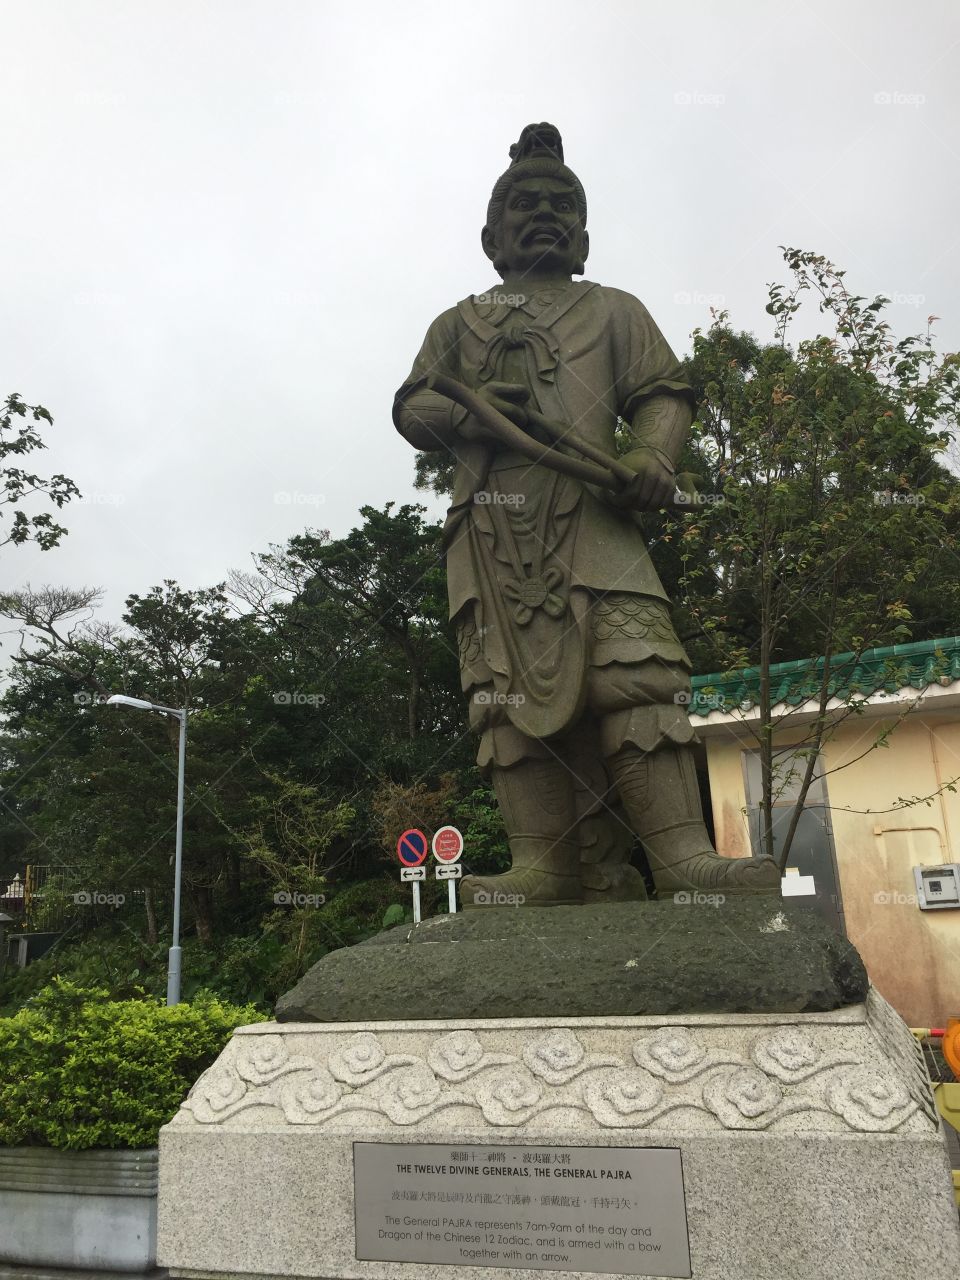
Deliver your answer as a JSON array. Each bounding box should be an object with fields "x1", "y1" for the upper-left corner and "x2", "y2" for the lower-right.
[{"x1": 396, "y1": 828, "x2": 428, "y2": 867}]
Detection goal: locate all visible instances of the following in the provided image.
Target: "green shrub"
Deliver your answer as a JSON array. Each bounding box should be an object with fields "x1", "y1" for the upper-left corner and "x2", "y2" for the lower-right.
[
  {"x1": 0, "y1": 873, "x2": 462, "y2": 1021},
  {"x1": 0, "y1": 877, "x2": 413, "y2": 1016},
  {"x1": 381, "y1": 902, "x2": 406, "y2": 928},
  {"x1": 0, "y1": 979, "x2": 265, "y2": 1149},
  {"x1": 454, "y1": 785, "x2": 510, "y2": 874}
]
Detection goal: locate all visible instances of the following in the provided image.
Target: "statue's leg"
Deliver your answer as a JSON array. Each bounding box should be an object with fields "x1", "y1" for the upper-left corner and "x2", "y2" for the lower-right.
[
  {"x1": 578, "y1": 796, "x2": 649, "y2": 902},
  {"x1": 607, "y1": 742, "x2": 779, "y2": 895},
  {"x1": 590, "y1": 643, "x2": 779, "y2": 896},
  {"x1": 460, "y1": 754, "x2": 583, "y2": 908},
  {"x1": 456, "y1": 592, "x2": 583, "y2": 908},
  {"x1": 559, "y1": 715, "x2": 648, "y2": 903}
]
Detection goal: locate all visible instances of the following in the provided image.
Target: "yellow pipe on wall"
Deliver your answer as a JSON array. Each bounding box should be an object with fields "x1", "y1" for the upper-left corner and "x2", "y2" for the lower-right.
[{"x1": 934, "y1": 1083, "x2": 960, "y2": 1206}]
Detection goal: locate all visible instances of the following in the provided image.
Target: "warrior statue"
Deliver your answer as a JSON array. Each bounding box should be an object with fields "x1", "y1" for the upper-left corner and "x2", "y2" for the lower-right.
[{"x1": 394, "y1": 123, "x2": 779, "y2": 906}]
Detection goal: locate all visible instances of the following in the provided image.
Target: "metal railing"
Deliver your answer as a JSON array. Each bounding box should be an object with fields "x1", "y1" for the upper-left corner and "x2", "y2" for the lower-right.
[{"x1": 2, "y1": 865, "x2": 145, "y2": 934}]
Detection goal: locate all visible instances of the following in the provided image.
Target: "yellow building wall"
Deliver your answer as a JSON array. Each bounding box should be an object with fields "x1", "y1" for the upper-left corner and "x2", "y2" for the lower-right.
[
  {"x1": 703, "y1": 717, "x2": 960, "y2": 1027},
  {"x1": 704, "y1": 739, "x2": 750, "y2": 858}
]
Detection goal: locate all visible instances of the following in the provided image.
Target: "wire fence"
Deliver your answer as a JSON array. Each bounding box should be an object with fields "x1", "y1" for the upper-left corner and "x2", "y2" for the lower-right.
[{"x1": 1, "y1": 865, "x2": 147, "y2": 933}]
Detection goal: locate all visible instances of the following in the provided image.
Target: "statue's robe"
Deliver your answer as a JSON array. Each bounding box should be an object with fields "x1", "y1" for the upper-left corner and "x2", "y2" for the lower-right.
[{"x1": 394, "y1": 281, "x2": 697, "y2": 769}]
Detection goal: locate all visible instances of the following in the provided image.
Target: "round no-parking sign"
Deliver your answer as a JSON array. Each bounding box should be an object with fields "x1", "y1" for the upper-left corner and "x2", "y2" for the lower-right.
[
  {"x1": 432, "y1": 825, "x2": 464, "y2": 864},
  {"x1": 397, "y1": 828, "x2": 428, "y2": 867}
]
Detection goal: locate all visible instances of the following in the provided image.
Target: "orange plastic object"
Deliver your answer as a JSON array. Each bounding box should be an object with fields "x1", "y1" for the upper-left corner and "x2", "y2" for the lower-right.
[{"x1": 944, "y1": 1018, "x2": 960, "y2": 1081}]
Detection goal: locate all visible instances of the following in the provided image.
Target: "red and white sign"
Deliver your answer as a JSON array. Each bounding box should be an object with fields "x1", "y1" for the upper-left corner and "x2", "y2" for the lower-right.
[{"x1": 432, "y1": 825, "x2": 464, "y2": 864}]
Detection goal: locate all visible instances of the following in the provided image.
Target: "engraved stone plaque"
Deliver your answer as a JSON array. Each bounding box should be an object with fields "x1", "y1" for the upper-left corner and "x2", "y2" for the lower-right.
[{"x1": 354, "y1": 1141, "x2": 691, "y2": 1277}]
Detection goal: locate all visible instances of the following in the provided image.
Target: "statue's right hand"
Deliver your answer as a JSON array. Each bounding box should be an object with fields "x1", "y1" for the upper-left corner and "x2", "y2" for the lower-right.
[{"x1": 457, "y1": 381, "x2": 530, "y2": 442}]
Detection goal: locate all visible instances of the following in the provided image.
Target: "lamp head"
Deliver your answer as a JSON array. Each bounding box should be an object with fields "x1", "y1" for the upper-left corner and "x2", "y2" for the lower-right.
[{"x1": 106, "y1": 694, "x2": 156, "y2": 712}]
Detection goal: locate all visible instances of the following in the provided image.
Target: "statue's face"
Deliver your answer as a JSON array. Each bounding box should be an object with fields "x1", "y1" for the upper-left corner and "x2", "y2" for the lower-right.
[{"x1": 494, "y1": 176, "x2": 585, "y2": 276}]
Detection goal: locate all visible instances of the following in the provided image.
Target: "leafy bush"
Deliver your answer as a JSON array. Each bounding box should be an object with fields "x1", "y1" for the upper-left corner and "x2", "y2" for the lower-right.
[
  {"x1": 0, "y1": 929, "x2": 256, "y2": 1015},
  {"x1": 381, "y1": 902, "x2": 406, "y2": 928},
  {"x1": 454, "y1": 784, "x2": 510, "y2": 875},
  {"x1": 0, "y1": 931, "x2": 160, "y2": 1015},
  {"x1": 0, "y1": 979, "x2": 265, "y2": 1149}
]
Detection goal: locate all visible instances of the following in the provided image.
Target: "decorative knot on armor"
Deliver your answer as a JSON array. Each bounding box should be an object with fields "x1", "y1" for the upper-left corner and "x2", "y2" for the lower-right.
[
  {"x1": 501, "y1": 568, "x2": 566, "y2": 626},
  {"x1": 478, "y1": 323, "x2": 559, "y2": 384}
]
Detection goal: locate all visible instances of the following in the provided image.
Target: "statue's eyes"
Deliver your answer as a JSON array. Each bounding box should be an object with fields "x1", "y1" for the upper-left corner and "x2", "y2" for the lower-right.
[
  {"x1": 513, "y1": 198, "x2": 533, "y2": 210},
  {"x1": 556, "y1": 200, "x2": 572, "y2": 212}
]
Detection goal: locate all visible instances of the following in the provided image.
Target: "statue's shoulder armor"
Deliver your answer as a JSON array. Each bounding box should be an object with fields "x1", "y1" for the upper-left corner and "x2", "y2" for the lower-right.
[
  {"x1": 428, "y1": 303, "x2": 464, "y2": 333},
  {"x1": 456, "y1": 290, "x2": 506, "y2": 332},
  {"x1": 588, "y1": 283, "x2": 651, "y2": 316}
]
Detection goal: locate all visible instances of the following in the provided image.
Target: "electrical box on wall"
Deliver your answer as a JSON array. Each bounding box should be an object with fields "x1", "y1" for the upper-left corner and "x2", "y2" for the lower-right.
[{"x1": 913, "y1": 864, "x2": 960, "y2": 910}]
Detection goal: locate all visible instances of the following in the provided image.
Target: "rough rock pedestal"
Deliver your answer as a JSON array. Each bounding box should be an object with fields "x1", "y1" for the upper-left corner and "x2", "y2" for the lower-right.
[{"x1": 274, "y1": 899, "x2": 869, "y2": 1023}]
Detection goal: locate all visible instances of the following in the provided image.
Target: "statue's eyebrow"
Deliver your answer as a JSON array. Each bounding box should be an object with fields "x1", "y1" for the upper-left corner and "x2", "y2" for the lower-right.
[{"x1": 508, "y1": 182, "x2": 577, "y2": 201}]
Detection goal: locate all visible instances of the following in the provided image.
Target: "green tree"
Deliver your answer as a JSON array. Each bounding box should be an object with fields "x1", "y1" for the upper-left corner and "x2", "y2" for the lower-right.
[
  {"x1": 668, "y1": 248, "x2": 960, "y2": 867},
  {"x1": 0, "y1": 505, "x2": 475, "y2": 974},
  {"x1": 0, "y1": 581, "x2": 275, "y2": 944},
  {"x1": 252, "y1": 503, "x2": 462, "y2": 747},
  {"x1": 1, "y1": 394, "x2": 79, "y2": 551}
]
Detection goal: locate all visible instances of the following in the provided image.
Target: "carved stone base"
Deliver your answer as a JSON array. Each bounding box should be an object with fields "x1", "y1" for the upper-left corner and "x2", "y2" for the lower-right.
[{"x1": 158, "y1": 987, "x2": 960, "y2": 1280}]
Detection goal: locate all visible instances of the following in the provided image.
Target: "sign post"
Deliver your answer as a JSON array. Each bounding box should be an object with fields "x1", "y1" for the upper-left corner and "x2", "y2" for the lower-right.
[
  {"x1": 396, "y1": 829, "x2": 428, "y2": 924},
  {"x1": 432, "y1": 825, "x2": 464, "y2": 914}
]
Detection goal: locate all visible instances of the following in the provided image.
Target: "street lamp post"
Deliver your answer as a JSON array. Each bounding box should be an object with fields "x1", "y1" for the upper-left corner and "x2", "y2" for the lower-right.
[{"x1": 106, "y1": 694, "x2": 187, "y2": 1006}]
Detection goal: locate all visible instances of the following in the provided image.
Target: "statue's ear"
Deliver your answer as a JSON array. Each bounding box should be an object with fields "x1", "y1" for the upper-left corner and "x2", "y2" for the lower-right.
[
  {"x1": 578, "y1": 229, "x2": 590, "y2": 271},
  {"x1": 481, "y1": 224, "x2": 499, "y2": 264}
]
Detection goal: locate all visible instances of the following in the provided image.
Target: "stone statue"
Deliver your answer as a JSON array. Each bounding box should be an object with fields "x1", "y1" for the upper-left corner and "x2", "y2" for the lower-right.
[{"x1": 394, "y1": 123, "x2": 779, "y2": 906}]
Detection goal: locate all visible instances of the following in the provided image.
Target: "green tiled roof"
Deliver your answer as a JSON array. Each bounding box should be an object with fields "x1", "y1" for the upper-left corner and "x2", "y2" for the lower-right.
[{"x1": 689, "y1": 636, "x2": 960, "y2": 717}]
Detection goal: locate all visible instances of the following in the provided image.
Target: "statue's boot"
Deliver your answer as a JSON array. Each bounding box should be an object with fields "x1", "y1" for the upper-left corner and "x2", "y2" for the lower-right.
[
  {"x1": 460, "y1": 836, "x2": 584, "y2": 908},
  {"x1": 460, "y1": 758, "x2": 583, "y2": 907},
  {"x1": 609, "y1": 745, "x2": 780, "y2": 895},
  {"x1": 578, "y1": 802, "x2": 649, "y2": 903}
]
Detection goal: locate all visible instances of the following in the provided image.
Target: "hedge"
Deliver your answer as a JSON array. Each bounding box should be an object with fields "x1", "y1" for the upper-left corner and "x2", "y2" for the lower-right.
[{"x1": 0, "y1": 979, "x2": 265, "y2": 1149}]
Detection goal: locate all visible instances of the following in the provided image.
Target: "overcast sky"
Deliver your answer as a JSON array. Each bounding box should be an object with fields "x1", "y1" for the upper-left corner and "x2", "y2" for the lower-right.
[{"x1": 2, "y1": 0, "x2": 958, "y2": 631}]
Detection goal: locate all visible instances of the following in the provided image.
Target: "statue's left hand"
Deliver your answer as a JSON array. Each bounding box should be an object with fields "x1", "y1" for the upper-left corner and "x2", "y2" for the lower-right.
[{"x1": 609, "y1": 447, "x2": 677, "y2": 510}]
